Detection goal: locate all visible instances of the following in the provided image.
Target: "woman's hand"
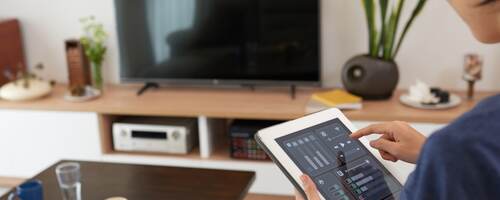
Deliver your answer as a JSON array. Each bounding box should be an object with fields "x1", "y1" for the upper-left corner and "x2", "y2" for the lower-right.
[
  {"x1": 351, "y1": 121, "x2": 426, "y2": 164},
  {"x1": 295, "y1": 175, "x2": 320, "y2": 200}
]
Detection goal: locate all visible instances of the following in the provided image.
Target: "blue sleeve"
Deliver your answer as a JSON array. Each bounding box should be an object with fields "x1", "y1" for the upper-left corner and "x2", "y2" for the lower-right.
[{"x1": 399, "y1": 133, "x2": 491, "y2": 200}]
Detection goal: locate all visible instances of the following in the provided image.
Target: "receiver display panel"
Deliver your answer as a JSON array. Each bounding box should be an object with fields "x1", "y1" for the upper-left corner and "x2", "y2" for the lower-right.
[{"x1": 131, "y1": 131, "x2": 168, "y2": 139}]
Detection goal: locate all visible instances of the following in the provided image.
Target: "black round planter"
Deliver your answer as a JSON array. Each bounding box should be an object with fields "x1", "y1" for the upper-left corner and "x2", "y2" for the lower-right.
[{"x1": 342, "y1": 55, "x2": 399, "y2": 100}]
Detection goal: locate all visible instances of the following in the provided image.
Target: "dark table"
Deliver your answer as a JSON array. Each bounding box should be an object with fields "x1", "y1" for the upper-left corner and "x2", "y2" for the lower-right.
[{"x1": 1, "y1": 160, "x2": 255, "y2": 200}]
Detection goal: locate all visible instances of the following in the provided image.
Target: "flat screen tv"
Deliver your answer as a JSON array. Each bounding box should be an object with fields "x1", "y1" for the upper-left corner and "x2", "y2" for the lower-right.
[{"x1": 115, "y1": 0, "x2": 321, "y2": 86}]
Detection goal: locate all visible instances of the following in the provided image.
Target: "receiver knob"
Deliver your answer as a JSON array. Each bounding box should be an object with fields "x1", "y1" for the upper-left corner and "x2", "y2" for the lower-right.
[{"x1": 172, "y1": 130, "x2": 181, "y2": 140}]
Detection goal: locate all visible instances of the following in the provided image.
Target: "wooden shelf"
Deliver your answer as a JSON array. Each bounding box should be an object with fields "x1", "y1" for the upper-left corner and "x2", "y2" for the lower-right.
[
  {"x1": 98, "y1": 113, "x2": 273, "y2": 163},
  {"x1": 107, "y1": 147, "x2": 203, "y2": 160},
  {"x1": 345, "y1": 90, "x2": 495, "y2": 123},
  {"x1": 0, "y1": 84, "x2": 496, "y2": 123},
  {"x1": 0, "y1": 84, "x2": 309, "y2": 120},
  {"x1": 209, "y1": 128, "x2": 232, "y2": 161}
]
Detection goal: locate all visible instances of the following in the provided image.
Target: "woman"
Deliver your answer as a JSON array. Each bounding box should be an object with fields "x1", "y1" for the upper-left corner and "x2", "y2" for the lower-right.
[{"x1": 297, "y1": 0, "x2": 500, "y2": 199}]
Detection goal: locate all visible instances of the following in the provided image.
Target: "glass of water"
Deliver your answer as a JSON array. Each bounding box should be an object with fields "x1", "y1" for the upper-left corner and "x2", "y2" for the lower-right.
[{"x1": 55, "y1": 162, "x2": 81, "y2": 200}]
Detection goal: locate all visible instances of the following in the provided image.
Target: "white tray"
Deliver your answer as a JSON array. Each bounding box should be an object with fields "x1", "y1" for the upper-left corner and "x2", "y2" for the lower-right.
[{"x1": 400, "y1": 93, "x2": 462, "y2": 110}]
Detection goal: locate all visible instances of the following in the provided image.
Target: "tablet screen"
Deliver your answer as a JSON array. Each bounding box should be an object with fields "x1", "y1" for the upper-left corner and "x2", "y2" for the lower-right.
[{"x1": 276, "y1": 118, "x2": 402, "y2": 200}]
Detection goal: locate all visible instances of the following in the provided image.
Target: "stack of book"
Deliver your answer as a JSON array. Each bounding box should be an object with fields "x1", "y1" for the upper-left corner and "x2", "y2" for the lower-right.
[{"x1": 306, "y1": 89, "x2": 362, "y2": 113}]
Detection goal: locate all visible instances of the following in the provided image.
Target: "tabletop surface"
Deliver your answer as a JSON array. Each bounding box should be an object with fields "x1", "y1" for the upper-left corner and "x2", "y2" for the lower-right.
[{"x1": 1, "y1": 160, "x2": 255, "y2": 200}]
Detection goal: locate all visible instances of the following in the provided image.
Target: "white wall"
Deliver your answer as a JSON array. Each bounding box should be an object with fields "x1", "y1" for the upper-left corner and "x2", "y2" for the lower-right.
[
  {"x1": 0, "y1": 110, "x2": 101, "y2": 177},
  {"x1": 1, "y1": 0, "x2": 499, "y2": 90}
]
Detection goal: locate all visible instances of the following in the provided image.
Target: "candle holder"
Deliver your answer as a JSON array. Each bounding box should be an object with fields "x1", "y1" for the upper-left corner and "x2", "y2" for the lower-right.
[{"x1": 463, "y1": 54, "x2": 482, "y2": 100}]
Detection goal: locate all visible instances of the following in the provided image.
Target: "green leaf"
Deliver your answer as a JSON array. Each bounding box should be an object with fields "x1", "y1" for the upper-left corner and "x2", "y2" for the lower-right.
[
  {"x1": 392, "y1": 0, "x2": 427, "y2": 58},
  {"x1": 79, "y1": 16, "x2": 108, "y2": 64},
  {"x1": 377, "y1": 0, "x2": 389, "y2": 57},
  {"x1": 383, "y1": 10, "x2": 397, "y2": 60},
  {"x1": 383, "y1": 0, "x2": 405, "y2": 60},
  {"x1": 361, "y1": 0, "x2": 378, "y2": 57}
]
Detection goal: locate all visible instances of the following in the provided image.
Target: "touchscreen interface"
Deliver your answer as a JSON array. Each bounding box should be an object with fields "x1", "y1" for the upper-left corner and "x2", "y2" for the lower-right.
[{"x1": 276, "y1": 119, "x2": 402, "y2": 200}]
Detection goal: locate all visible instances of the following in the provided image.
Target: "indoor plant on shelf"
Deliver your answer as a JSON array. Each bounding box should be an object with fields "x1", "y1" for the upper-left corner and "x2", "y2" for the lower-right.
[
  {"x1": 342, "y1": 0, "x2": 427, "y2": 99},
  {"x1": 80, "y1": 16, "x2": 107, "y2": 91}
]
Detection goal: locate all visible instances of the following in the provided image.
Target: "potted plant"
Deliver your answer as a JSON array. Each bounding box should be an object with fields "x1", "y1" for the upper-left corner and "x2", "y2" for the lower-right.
[
  {"x1": 80, "y1": 16, "x2": 107, "y2": 91},
  {"x1": 342, "y1": 0, "x2": 427, "y2": 99}
]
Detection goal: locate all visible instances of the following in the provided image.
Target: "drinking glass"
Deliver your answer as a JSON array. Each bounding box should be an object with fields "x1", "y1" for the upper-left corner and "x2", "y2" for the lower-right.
[{"x1": 55, "y1": 162, "x2": 81, "y2": 200}]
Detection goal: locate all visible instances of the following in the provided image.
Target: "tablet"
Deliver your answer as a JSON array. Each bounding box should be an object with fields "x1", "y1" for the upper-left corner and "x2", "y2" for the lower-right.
[{"x1": 255, "y1": 108, "x2": 402, "y2": 200}]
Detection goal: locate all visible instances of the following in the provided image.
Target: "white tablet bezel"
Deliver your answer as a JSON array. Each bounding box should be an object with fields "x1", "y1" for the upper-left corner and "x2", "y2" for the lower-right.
[{"x1": 256, "y1": 108, "x2": 396, "y2": 200}]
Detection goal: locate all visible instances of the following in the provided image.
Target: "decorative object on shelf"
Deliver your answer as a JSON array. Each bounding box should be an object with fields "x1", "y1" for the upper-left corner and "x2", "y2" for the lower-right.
[
  {"x1": 463, "y1": 54, "x2": 482, "y2": 100},
  {"x1": 63, "y1": 85, "x2": 101, "y2": 102},
  {"x1": 65, "y1": 39, "x2": 91, "y2": 97},
  {"x1": 307, "y1": 89, "x2": 362, "y2": 114},
  {"x1": 0, "y1": 63, "x2": 55, "y2": 101},
  {"x1": 230, "y1": 120, "x2": 280, "y2": 160},
  {"x1": 63, "y1": 39, "x2": 101, "y2": 102},
  {"x1": 0, "y1": 19, "x2": 26, "y2": 86},
  {"x1": 342, "y1": 0, "x2": 428, "y2": 100},
  {"x1": 80, "y1": 16, "x2": 107, "y2": 91},
  {"x1": 400, "y1": 80, "x2": 461, "y2": 110}
]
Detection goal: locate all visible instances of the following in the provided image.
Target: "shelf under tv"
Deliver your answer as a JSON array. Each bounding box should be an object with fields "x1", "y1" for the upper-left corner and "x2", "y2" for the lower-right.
[{"x1": 0, "y1": 84, "x2": 489, "y2": 123}]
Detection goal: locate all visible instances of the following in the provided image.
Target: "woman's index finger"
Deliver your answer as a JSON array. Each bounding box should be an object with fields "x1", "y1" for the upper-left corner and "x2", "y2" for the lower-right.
[{"x1": 350, "y1": 123, "x2": 391, "y2": 139}]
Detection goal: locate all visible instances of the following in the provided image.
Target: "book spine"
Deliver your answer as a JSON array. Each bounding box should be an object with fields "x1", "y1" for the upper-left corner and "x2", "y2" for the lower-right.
[{"x1": 311, "y1": 95, "x2": 337, "y2": 107}]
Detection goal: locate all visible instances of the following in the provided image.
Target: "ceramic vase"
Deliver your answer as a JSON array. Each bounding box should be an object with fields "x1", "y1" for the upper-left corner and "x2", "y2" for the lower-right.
[
  {"x1": 91, "y1": 62, "x2": 103, "y2": 91},
  {"x1": 341, "y1": 55, "x2": 399, "y2": 100}
]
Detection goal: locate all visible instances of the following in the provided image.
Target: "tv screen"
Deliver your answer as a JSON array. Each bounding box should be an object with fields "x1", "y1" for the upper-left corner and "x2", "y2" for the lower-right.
[{"x1": 115, "y1": 0, "x2": 320, "y2": 86}]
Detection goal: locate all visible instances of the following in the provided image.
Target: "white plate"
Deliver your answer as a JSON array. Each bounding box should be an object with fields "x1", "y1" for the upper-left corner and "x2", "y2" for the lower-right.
[
  {"x1": 400, "y1": 93, "x2": 462, "y2": 110},
  {"x1": 64, "y1": 86, "x2": 101, "y2": 102}
]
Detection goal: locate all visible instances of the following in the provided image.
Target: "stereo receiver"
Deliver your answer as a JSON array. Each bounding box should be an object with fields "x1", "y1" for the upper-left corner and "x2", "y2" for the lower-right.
[{"x1": 112, "y1": 117, "x2": 197, "y2": 154}]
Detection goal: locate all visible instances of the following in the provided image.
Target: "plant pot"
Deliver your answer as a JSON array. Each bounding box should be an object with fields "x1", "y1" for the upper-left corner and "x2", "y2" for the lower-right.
[{"x1": 341, "y1": 55, "x2": 399, "y2": 100}]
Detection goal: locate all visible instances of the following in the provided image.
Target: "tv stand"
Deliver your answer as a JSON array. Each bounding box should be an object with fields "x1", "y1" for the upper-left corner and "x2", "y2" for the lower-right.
[
  {"x1": 241, "y1": 84, "x2": 256, "y2": 91},
  {"x1": 241, "y1": 84, "x2": 297, "y2": 100},
  {"x1": 290, "y1": 85, "x2": 296, "y2": 100},
  {"x1": 137, "y1": 82, "x2": 159, "y2": 96}
]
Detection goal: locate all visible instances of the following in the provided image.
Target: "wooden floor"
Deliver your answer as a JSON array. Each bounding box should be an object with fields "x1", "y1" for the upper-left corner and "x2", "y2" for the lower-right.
[{"x1": 245, "y1": 194, "x2": 294, "y2": 200}]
